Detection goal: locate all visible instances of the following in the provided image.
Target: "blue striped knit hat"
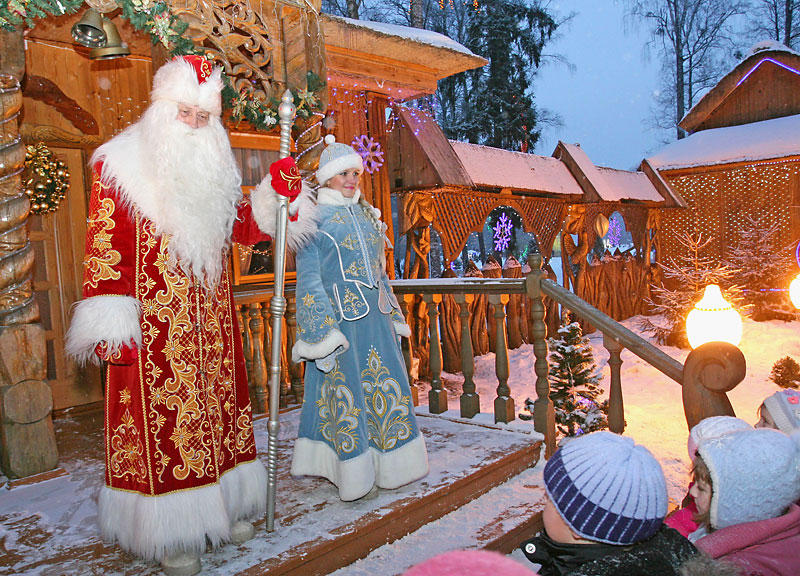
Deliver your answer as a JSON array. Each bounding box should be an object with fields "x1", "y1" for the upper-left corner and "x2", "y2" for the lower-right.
[{"x1": 544, "y1": 431, "x2": 668, "y2": 545}]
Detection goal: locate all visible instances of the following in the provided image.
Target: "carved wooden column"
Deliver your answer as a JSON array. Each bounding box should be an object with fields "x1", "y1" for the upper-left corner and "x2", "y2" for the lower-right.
[
  {"x1": 286, "y1": 294, "x2": 304, "y2": 403},
  {"x1": 423, "y1": 293, "x2": 447, "y2": 414},
  {"x1": 604, "y1": 334, "x2": 625, "y2": 434},
  {"x1": 456, "y1": 293, "x2": 479, "y2": 418},
  {"x1": 248, "y1": 302, "x2": 269, "y2": 413},
  {"x1": 239, "y1": 304, "x2": 253, "y2": 381},
  {"x1": 400, "y1": 293, "x2": 418, "y2": 406},
  {"x1": 527, "y1": 254, "x2": 556, "y2": 457},
  {"x1": 489, "y1": 293, "x2": 514, "y2": 423}
]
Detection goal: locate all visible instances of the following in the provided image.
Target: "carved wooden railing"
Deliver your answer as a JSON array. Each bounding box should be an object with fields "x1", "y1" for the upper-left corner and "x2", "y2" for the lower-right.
[
  {"x1": 233, "y1": 285, "x2": 303, "y2": 414},
  {"x1": 392, "y1": 254, "x2": 747, "y2": 458}
]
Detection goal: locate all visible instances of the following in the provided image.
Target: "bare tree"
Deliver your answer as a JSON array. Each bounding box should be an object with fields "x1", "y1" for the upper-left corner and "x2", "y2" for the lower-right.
[
  {"x1": 626, "y1": 0, "x2": 747, "y2": 139},
  {"x1": 745, "y1": 0, "x2": 800, "y2": 49}
]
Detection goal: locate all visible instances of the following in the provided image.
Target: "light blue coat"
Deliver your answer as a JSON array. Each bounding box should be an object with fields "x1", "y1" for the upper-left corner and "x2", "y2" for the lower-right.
[{"x1": 290, "y1": 187, "x2": 428, "y2": 501}]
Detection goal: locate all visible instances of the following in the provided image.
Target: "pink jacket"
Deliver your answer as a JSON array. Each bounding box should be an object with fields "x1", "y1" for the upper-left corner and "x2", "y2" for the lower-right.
[
  {"x1": 665, "y1": 500, "x2": 699, "y2": 537},
  {"x1": 694, "y1": 503, "x2": 800, "y2": 576}
]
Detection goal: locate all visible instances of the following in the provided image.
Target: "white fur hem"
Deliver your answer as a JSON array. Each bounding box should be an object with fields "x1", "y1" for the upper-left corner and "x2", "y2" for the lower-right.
[
  {"x1": 393, "y1": 321, "x2": 411, "y2": 339},
  {"x1": 291, "y1": 328, "x2": 349, "y2": 363},
  {"x1": 98, "y1": 460, "x2": 265, "y2": 561},
  {"x1": 251, "y1": 175, "x2": 318, "y2": 253},
  {"x1": 65, "y1": 295, "x2": 141, "y2": 365},
  {"x1": 290, "y1": 434, "x2": 429, "y2": 501}
]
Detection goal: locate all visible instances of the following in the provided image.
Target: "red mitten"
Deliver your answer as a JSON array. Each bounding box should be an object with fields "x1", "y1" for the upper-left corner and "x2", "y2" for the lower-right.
[
  {"x1": 269, "y1": 157, "x2": 302, "y2": 201},
  {"x1": 95, "y1": 340, "x2": 138, "y2": 365}
]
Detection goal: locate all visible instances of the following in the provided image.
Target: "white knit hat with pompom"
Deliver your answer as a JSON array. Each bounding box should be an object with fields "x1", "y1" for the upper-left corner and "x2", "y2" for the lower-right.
[{"x1": 315, "y1": 134, "x2": 364, "y2": 186}]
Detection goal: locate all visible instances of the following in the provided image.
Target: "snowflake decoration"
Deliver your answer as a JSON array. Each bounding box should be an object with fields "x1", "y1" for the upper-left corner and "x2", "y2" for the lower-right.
[
  {"x1": 351, "y1": 135, "x2": 385, "y2": 174},
  {"x1": 493, "y1": 213, "x2": 514, "y2": 252}
]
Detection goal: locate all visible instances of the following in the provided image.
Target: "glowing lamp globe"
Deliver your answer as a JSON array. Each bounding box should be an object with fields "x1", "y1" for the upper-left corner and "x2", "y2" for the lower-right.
[
  {"x1": 790, "y1": 273, "x2": 800, "y2": 309},
  {"x1": 685, "y1": 284, "x2": 742, "y2": 349}
]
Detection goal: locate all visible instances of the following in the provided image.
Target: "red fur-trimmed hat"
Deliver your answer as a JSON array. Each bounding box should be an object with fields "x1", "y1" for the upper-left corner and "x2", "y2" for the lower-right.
[{"x1": 151, "y1": 55, "x2": 223, "y2": 117}]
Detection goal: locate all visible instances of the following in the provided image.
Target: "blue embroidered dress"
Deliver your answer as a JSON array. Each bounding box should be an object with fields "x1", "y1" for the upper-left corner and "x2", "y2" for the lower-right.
[{"x1": 290, "y1": 187, "x2": 429, "y2": 501}]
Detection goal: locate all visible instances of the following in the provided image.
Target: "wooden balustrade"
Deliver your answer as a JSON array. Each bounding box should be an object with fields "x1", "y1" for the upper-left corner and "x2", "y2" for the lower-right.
[{"x1": 231, "y1": 266, "x2": 747, "y2": 456}]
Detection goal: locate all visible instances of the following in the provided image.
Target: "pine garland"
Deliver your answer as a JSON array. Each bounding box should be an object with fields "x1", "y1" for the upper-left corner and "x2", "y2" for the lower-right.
[{"x1": 0, "y1": 0, "x2": 83, "y2": 30}]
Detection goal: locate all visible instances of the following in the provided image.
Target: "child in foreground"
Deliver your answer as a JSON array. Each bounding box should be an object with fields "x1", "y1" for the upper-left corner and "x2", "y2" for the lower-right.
[
  {"x1": 688, "y1": 427, "x2": 800, "y2": 576},
  {"x1": 519, "y1": 431, "x2": 699, "y2": 576},
  {"x1": 665, "y1": 416, "x2": 751, "y2": 537},
  {"x1": 756, "y1": 389, "x2": 800, "y2": 433}
]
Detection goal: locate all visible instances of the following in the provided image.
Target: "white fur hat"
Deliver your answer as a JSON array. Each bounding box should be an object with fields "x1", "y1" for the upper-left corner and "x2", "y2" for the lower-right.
[
  {"x1": 687, "y1": 415, "x2": 751, "y2": 462},
  {"x1": 315, "y1": 134, "x2": 364, "y2": 186},
  {"x1": 150, "y1": 55, "x2": 224, "y2": 117}
]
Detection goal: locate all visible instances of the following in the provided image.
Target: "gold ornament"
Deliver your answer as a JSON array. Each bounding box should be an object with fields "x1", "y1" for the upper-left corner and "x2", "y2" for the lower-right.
[{"x1": 23, "y1": 143, "x2": 70, "y2": 215}]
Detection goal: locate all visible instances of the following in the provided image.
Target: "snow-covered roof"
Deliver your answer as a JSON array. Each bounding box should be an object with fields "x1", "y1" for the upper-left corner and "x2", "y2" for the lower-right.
[
  {"x1": 331, "y1": 16, "x2": 478, "y2": 57},
  {"x1": 648, "y1": 114, "x2": 800, "y2": 170},
  {"x1": 596, "y1": 167, "x2": 664, "y2": 202},
  {"x1": 747, "y1": 39, "x2": 800, "y2": 57},
  {"x1": 449, "y1": 141, "x2": 583, "y2": 196}
]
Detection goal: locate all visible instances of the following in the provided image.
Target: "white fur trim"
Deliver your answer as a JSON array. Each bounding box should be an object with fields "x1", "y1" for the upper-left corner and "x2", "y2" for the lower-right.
[
  {"x1": 151, "y1": 58, "x2": 223, "y2": 116},
  {"x1": 316, "y1": 186, "x2": 360, "y2": 206},
  {"x1": 220, "y1": 459, "x2": 268, "y2": 522},
  {"x1": 315, "y1": 153, "x2": 364, "y2": 187},
  {"x1": 251, "y1": 175, "x2": 319, "y2": 253},
  {"x1": 65, "y1": 295, "x2": 141, "y2": 365},
  {"x1": 290, "y1": 434, "x2": 428, "y2": 501},
  {"x1": 97, "y1": 460, "x2": 263, "y2": 561},
  {"x1": 291, "y1": 328, "x2": 349, "y2": 363},
  {"x1": 393, "y1": 321, "x2": 411, "y2": 339}
]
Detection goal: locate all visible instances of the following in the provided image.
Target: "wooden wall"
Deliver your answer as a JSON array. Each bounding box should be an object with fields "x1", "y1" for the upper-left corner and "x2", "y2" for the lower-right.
[{"x1": 695, "y1": 59, "x2": 800, "y2": 132}]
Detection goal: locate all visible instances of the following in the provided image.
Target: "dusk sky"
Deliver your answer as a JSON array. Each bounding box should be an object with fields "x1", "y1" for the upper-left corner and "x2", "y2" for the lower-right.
[{"x1": 533, "y1": 1, "x2": 671, "y2": 170}]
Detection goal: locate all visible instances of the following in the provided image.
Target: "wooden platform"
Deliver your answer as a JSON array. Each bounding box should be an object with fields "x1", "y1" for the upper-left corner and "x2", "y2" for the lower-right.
[{"x1": 0, "y1": 408, "x2": 544, "y2": 576}]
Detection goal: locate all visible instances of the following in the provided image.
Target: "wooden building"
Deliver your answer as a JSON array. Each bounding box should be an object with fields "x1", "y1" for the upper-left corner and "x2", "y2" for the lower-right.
[
  {"x1": 17, "y1": 1, "x2": 485, "y2": 416},
  {"x1": 647, "y1": 42, "x2": 800, "y2": 277}
]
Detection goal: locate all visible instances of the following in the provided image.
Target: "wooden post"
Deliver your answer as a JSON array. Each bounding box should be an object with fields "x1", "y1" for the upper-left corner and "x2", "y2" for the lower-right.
[
  {"x1": 286, "y1": 294, "x2": 304, "y2": 403},
  {"x1": 239, "y1": 304, "x2": 254, "y2": 385},
  {"x1": 249, "y1": 302, "x2": 269, "y2": 414},
  {"x1": 490, "y1": 293, "x2": 514, "y2": 424},
  {"x1": 527, "y1": 254, "x2": 556, "y2": 457},
  {"x1": 682, "y1": 341, "x2": 746, "y2": 430},
  {"x1": 400, "y1": 293, "x2": 418, "y2": 406},
  {"x1": 603, "y1": 334, "x2": 625, "y2": 433},
  {"x1": 424, "y1": 293, "x2": 447, "y2": 414},
  {"x1": 456, "y1": 293, "x2": 479, "y2": 418}
]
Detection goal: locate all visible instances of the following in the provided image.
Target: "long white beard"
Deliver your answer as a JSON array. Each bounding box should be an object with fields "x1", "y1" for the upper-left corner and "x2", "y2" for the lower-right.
[{"x1": 138, "y1": 102, "x2": 242, "y2": 288}]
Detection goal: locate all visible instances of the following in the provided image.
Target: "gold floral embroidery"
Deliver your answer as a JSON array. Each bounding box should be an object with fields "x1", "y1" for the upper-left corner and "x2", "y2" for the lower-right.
[
  {"x1": 330, "y1": 211, "x2": 347, "y2": 224},
  {"x1": 361, "y1": 347, "x2": 412, "y2": 450},
  {"x1": 108, "y1": 410, "x2": 148, "y2": 482},
  {"x1": 339, "y1": 234, "x2": 358, "y2": 251},
  {"x1": 85, "y1": 196, "x2": 122, "y2": 289},
  {"x1": 340, "y1": 286, "x2": 365, "y2": 317},
  {"x1": 302, "y1": 292, "x2": 316, "y2": 307},
  {"x1": 317, "y1": 361, "x2": 361, "y2": 455}
]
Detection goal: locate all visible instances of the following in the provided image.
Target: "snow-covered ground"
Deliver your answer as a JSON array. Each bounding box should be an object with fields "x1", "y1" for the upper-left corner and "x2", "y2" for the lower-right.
[{"x1": 431, "y1": 314, "x2": 799, "y2": 503}]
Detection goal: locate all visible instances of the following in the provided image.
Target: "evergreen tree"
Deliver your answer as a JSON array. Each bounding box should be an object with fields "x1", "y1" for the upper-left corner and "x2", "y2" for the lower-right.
[
  {"x1": 723, "y1": 214, "x2": 796, "y2": 321},
  {"x1": 640, "y1": 231, "x2": 745, "y2": 348},
  {"x1": 547, "y1": 318, "x2": 608, "y2": 437}
]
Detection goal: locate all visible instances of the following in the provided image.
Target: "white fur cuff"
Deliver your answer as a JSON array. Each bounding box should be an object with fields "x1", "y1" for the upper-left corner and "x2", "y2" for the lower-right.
[
  {"x1": 291, "y1": 328, "x2": 349, "y2": 363},
  {"x1": 65, "y1": 295, "x2": 142, "y2": 365},
  {"x1": 393, "y1": 321, "x2": 411, "y2": 339},
  {"x1": 251, "y1": 175, "x2": 319, "y2": 253}
]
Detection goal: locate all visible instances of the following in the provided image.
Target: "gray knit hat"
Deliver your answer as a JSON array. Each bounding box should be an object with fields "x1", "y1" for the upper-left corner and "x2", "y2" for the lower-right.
[
  {"x1": 763, "y1": 389, "x2": 800, "y2": 434},
  {"x1": 544, "y1": 431, "x2": 668, "y2": 545},
  {"x1": 698, "y1": 427, "x2": 800, "y2": 529},
  {"x1": 315, "y1": 134, "x2": 364, "y2": 186},
  {"x1": 687, "y1": 415, "x2": 751, "y2": 461}
]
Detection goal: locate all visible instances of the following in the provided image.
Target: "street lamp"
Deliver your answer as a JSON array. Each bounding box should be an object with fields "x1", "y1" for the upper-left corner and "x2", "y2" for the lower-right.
[
  {"x1": 790, "y1": 273, "x2": 800, "y2": 309},
  {"x1": 685, "y1": 284, "x2": 742, "y2": 349}
]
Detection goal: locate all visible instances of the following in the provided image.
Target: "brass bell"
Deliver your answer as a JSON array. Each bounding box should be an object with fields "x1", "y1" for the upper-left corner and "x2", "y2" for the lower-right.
[
  {"x1": 90, "y1": 19, "x2": 130, "y2": 60},
  {"x1": 72, "y1": 9, "x2": 107, "y2": 48}
]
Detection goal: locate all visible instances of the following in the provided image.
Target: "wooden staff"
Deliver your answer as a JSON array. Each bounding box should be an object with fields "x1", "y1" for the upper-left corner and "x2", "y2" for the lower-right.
[{"x1": 266, "y1": 90, "x2": 296, "y2": 531}]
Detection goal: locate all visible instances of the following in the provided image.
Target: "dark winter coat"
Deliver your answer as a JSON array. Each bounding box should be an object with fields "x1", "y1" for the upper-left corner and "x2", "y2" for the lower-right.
[{"x1": 520, "y1": 525, "x2": 700, "y2": 576}]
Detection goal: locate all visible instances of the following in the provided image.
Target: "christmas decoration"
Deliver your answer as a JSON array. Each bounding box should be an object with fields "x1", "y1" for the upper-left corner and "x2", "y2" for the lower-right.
[
  {"x1": 770, "y1": 356, "x2": 800, "y2": 390},
  {"x1": 544, "y1": 319, "x2": 608, "y2": 437},
  {"x1": 639, "y1": 231, "x2": 746, "y2": 348},
  {"x1": 23, "y1": 143, "x2": 69, "y2": 214},
  {"x1": 0, "y1": 0, "x2": 82, "y2": 30},
  {"x1": 685, "y1": 284, "x2": 742, "y2": 349},
  {"x1": 350, "y1": 134, "x2": 385, "y2": 174},
  {"x1": 493, "y1": 212, "x2": 514, "y2": 252},
  {"x1": 723, "y1": 214, "x2": 797, "y2": 321}
]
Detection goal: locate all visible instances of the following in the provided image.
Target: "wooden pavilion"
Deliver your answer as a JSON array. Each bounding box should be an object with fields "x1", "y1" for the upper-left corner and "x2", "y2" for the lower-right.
[{"x1": 647, "y1": 42, "x2": 800, "y2": 278}]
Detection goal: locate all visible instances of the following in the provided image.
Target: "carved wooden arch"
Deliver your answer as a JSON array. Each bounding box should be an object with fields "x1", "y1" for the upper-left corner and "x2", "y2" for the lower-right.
[
  {"x1": 580, "y1": 203, "x2": 656, "y2": 259},
  {"x1": 405, "y1": 190, "x2": 567, "y2": 263}
]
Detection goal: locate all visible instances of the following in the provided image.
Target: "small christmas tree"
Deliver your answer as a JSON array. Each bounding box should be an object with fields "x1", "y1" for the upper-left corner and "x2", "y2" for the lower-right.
[
  {"x1": 723, "y1": 214, "x2": 796, "y2": 321},
  {"x1": 640, "y1": 231, "x2": 745, "y2": 348},
  {"x1": 771, "y1": 357, "x2": 800, "y2": 390},
  {"x1": 547, "y1": 317, "x2": 608, "y2": 436}
]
